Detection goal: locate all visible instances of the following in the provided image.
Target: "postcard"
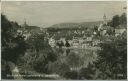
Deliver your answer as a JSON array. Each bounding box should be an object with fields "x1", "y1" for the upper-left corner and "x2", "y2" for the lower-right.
[{"x1": 1, "y1": 1, "x2": 127, "y2": 80}]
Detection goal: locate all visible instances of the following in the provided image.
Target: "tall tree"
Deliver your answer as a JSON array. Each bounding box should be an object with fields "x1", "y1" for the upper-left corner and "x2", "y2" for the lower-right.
[
  {"x1": 1, "y1": 14, "x2": 27, "y2": 79},
  {"x1": 120, "y1": 13, "x2": 127, "y2": 25},
  {"x1": 112, "y1": 15, "x2": 120, "y2": 27},
  {"x1": 25, "y1": 33, "x2": 57, "y2": 73},
  {"x1": 1, "y1": 14, "x2": 27, "y2": 63},
  {"x1": 95, "y1": 32, "x2": 127, "y2": 79}
]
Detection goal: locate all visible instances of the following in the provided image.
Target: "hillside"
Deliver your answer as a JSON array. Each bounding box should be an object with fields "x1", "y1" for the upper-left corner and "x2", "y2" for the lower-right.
[{"x1": 49, "y1": 21, "x2": 102, "y2": 29}]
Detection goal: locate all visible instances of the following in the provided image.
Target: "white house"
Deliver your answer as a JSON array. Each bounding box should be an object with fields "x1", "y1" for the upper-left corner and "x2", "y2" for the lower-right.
[
  {"x1": 49, "y1": 38, "x2": 56, "y2": 47},
  {"x1": 60, "y1": 38, "x2": 66, "y2": 45},
  {"x1": 72, "y1": 39, "x2": 79, "y2": 48},
  {"x1": 86, "y1": 37, "x2": 92, "y2": 41},
  {"x1": 82, "y1": 43, "x2": 89, "y2": 48},
  {"x1": 92, "y1": 39, "x2": 101, "y2": 46},
  {"x1": 78, "y1": 38, "x2": 84, "y2": 44},
  {"x1": 72, "y1": 42, "x2": 79, "y2": 48},
  {"x1": 115, "y1": 26, "x2": 126, "y2": 36},
  {"x1": 23, "y1": 33, "x2": 31, "y2": 40}
]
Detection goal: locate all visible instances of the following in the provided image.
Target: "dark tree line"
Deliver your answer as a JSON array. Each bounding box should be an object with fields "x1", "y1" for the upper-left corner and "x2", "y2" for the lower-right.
[
  {"x1": 107, "y1": 13, "x2": 127, "y2": 28},
  {"x1": 1, "y1": 14, "x2": 57, "y2": 79},
  {"x1": 1, "y1": 14, "x2": 27, "y2": 79},
  {"x1": 1, "y1": 14, "x2": 27, "y2": 63},
  {"x1": 95, "y1": 13, "x2": 127, "y2": 79}
]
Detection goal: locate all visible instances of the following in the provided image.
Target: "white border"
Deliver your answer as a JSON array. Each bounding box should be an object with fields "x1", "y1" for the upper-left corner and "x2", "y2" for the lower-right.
[
  {"x1": 0, "y1": 1, "x2": 1, "y2": 81},
  {"x1": 126, "y1": 0, "x2": 128, "y2": 80},
  {"x1": 0, "y1": 0, "x2": 127, "y2": 80},
  {"x1": 1, "y1": 0, "x2": 127, "y2": 1}
]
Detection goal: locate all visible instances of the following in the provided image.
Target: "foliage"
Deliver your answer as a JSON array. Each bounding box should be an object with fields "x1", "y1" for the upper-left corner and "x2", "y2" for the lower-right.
[
  {"x1": 107, "y1": 13, "x2": 127, "y2": 28},
  {"x1": 120, "y1": 13, "x2": 127, "y2": 25},
  {"x1": 79, "y1": 64, "x2": 96, "y2": 80},
  {"x1": 1, "y1": 14, "x2": 27, "y2": 63},
  {"x1": 48, "y1": 60, "x2": 70, "y2": 76},
  {"x1": 112, "y1": 15, "x2": 120, "y2": 27},
  {"x1": 33, "y1": 49, "x2": 57, "y2": 73},
  {"x1": 26, "y1": 33, "x2": 50, "y2": 52},
  {"x1": 63, "y1": 70, "x2": 78, "y2": 79},
  {"x1": 95, "y1": 31, "x2": 127, "y2": 79},
  {"x1": 66, "y1": 52, "x2": 83, "y2": 68},
  {"x1": 1, "y1": 14, "x2": 27, "y2": 79},
  {"x1": 19, "y1": 33, "x2": 57, "y2": 74}
]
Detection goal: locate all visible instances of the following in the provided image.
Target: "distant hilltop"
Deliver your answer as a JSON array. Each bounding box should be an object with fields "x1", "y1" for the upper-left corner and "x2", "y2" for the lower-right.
[{"x1": 48, "y1": 21, "x2": 103, "y2": 29}]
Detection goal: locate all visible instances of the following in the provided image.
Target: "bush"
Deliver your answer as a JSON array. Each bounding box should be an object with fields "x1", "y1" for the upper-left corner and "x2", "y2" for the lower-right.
[{"x1": 63, "y1": 70, "x2": 78, "y2": 80}]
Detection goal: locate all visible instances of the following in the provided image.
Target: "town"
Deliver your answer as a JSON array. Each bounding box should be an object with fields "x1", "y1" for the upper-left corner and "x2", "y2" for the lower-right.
[
  {"x1": 1, "y1": 1, "x2": 127, "y2": 80},
  {"x1": 18, "y1": 14, "x2": 126, "y2": 50}
]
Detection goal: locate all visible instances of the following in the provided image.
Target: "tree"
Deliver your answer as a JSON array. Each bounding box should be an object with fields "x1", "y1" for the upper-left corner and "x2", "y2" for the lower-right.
[
  {"x1": 112, "y1": 15, "x2": 120, "y2": 27},
  {"x1": 65, "y1": 40, "x2": 70, "y2": 47},
  {"x1": 95, "y1": 32, "x2": 127, "y2": 79},
  {"x1": 1, "y1": 14, "x2": 27, "y2": 63},
  {"x1": 120, "y1": 13, "x2": 127, "y2": 25},
  {"x1": 1, "y1": 14, "x2": 27, "y2": 79},
  {"x1": 79, "y1": 64, "x2": 96, "y2": 80},
  {"x1": 24, "y1": 33, "x2": 57, "y2": 73},
  {"x1": 107, "y1": 13, "x2": 127, "y2": 28},
  {"x1": 66, "y1": 52, "x2": 83, "y2": 70}
]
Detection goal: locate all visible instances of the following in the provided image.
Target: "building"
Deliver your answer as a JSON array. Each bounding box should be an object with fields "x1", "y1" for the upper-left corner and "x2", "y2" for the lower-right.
[
  {"x1": 92, "y1": 39, "x2": 101, "y2": 46},
  {"x1": 97, "y1": 14, "x2": 107, "y2": 31},
  {"x1": 115, "y1": 25, "x2": 126, "y2": 36},
  {"x1": 86, "y1": 37, "x2": 92, "y2": 41},
  {"x1": 98, "y1": 14, "x2": 110, "y2": 36},
  {"x1": 103, "y1": 14, "x2": 107, "y2": 25},
  {"x1": 72, "y1": 42, "x2": 79, "y2": 48},
  {"x1": 20, "y1": 21, "x2": 41, "y2": 40},
  {"x1": 48, "y1": 38, "x2": 56, "y2": 47},
  {"x1": 82, "y1": 43, "x2": 89, "y2": 48},
  {"x1": 60, "y1": 38, "x2": 66, "y2": 45},
  {"x1": 78, "y1": 38, "x2": 84, "y2": 44}
]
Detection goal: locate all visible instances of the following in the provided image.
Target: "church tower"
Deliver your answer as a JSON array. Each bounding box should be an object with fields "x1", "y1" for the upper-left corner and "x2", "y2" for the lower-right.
[
  {"x1": 103, "y1": 14, "x2": 107, "y2": 25},
  {"x1": 23, "y1": 18, "x2": 28, "y2": 27}
]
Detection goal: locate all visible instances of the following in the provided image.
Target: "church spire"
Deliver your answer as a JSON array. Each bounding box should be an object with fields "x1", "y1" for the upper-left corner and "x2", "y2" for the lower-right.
[
  {"x1": 103, "y1": 14, "x2": 107, "y2": 25},
  {"x1": 23, "y1": 18, "x2": 28, "y2": 27}
]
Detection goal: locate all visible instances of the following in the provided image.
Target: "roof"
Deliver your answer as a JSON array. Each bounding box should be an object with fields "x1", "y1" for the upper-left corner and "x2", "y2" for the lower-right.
[{"x1": 99, "y1": 25, "x2": 114, "y2": 31}]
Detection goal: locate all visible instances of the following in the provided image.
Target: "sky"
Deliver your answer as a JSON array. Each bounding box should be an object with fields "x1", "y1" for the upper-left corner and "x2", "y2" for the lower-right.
[{"x1": 1, "y1": 1, "x2": 127, "y2": 28}]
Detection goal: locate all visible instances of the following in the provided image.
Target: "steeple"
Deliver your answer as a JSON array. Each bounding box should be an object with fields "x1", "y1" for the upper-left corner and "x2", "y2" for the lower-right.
[
  {"x1": 23, "y1": 18, "x2": 28, "y2": 27},
  {"x1": 103, "y1": 14, "x2": 107, "y2": 25}
]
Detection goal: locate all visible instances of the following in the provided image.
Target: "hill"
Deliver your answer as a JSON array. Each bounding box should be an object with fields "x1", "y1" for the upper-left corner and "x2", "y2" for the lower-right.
[{"x1": 49, "y1": 21, "x2": 102, "y2": 29}]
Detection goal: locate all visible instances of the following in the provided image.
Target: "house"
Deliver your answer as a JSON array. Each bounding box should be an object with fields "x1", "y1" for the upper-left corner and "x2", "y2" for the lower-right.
[
  {"x1": 98, "y1": 23, "x2": 103, "y2": 31},
  {"x1": 72, "y1": 38, "x2": 79, "y2": 48},
  {"x1": 82, "y1": 43, "x2": 89, "y2": 48},
  {"x1": 48, "y1": 38, "x2": 56, "y2": 47},
  {"x1": 93, "y1": 31, "x2": 97, "y2": 35},
  {"x1": 74, "y1": 30, "x2": 78, "y2": 34},
  {"x1": 20, "y1": 21, "x2": 42, "y2": 40},
  {"x1": 98, "y1": 24, "x2": 114, "y2": 36},
  {"x1": 82, "y1": 31, "x2": 85, "y2": 34},
  {"x1": 92, "y1": 39, "x2": 101, "y2": 46},
  {"x1": 17, "y1": 28, "x2": 31, "y2": 40},
  {"x1": 78, "y1": 38, "x2": 84, "y2": 44},
  {"x1": 60, "y1": 38, "x2": 66, "y2": 45},
  {"x1": 23, "y1": 33, "x2": 31, "y2": 40},
  {"x1": 68, "y1": 40, "x2": 73, "y2": 46},
  {"x1": 86, "y1": 37, "x2": 92, "y2": 41},
  {"x1": 72, "y1": 42, "x2": 79, "y2": 48},
  {"x1": 115, "y1": 25, "x2": 126, "y2": 36}
]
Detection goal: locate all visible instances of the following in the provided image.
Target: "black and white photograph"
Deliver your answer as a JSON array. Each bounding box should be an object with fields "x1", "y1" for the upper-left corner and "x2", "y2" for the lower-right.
[{"x1": 1, "y1": 1, "x2": 127, "y2": 80}]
